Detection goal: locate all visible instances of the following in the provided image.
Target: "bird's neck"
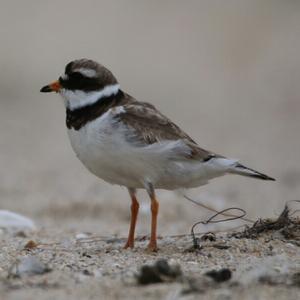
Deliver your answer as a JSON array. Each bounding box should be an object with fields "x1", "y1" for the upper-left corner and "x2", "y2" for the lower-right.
[
  {"x1": 62, "y1": 84, "x2": 120, "y2": 111},
  {"x1": 66, "y1": 89, "x2": 125, "y2": 131}
]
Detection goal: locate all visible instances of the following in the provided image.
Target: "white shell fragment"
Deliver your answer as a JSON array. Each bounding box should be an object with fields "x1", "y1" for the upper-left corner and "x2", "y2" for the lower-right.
[{"x1": 0, "y1": 210, "x2": 36, "y2": 230}]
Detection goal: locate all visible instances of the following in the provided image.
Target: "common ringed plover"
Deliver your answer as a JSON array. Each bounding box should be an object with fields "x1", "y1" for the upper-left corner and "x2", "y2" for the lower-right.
[{"x1": 41, "y1": 59, "x2": 275, "y2": 251}]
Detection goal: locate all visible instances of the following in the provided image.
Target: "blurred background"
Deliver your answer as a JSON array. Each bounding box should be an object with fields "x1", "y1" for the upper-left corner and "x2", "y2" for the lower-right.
[{"x1": 0, "y1": 0, "x2": 299, "y2": 236}]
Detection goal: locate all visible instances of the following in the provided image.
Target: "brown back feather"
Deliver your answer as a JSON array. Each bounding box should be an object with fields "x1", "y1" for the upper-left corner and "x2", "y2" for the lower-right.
[{"x1": 117, "y1": 94, "x2": 215, "y2": 160}]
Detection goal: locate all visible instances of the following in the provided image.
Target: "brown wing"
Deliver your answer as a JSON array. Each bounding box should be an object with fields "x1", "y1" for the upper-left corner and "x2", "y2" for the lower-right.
[{"x1": 114, "y1": 98, "x2": 216, "y2": 161}]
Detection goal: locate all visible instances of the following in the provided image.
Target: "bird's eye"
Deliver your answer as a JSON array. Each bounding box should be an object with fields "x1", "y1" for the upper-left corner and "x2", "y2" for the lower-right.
[{"x1": 69, "y1": 72, "x2": 84, "y2": 80}]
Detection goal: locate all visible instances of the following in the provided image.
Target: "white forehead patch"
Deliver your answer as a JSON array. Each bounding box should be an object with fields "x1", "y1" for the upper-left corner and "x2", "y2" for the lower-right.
[
  {"x1": 61, "y1": 74, "x2": 69, "y2": 80},
  {"x1": 75, "y1": 68, "x2": 97, "y2": 78}
]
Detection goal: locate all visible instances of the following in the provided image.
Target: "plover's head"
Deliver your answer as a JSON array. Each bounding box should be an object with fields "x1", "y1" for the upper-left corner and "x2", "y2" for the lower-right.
[{"x1": 40, "y1": 59, "x2": 120, "y2": 110}]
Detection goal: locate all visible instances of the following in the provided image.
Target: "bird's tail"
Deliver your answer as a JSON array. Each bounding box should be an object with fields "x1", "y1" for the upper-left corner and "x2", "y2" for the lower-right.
[{"x1": 228, "y1": 162, "x2": 275, "y2": 181}]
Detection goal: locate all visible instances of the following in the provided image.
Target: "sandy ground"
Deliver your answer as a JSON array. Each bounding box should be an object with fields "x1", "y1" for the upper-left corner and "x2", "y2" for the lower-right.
[
  {"x1": 0, "y1": 1, "x2": 300, "y2": 299},
  {"x1": 0, "y1": 219, "x2": 299, "y2": 300}
]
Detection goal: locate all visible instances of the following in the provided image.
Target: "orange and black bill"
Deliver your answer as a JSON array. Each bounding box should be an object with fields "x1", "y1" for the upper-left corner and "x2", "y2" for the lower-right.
[{"x1": 40, "y1": 80, "x2": 61, "y2": 93}]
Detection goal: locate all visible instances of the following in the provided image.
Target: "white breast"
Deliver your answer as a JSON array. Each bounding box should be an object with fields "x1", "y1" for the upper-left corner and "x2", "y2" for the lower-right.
[{"x1": 67, "y1": 107, "x2": 165, "y2": 188}]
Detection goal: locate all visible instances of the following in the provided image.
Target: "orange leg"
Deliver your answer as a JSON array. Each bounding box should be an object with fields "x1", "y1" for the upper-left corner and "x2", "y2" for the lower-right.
[
  {"x1": 124, "y1": 188, "x2": 139, "y2": 249},
  {"x1": 146, "y1": 184, "x2": 159, "y2": 252}
]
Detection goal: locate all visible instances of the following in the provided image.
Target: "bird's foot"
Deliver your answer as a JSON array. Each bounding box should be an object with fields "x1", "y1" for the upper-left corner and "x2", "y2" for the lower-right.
[
  {"x1": 123, "y1": 240, "x2": 134, "y2": 249},
  {"x1": 146, "y1": 242, "x2": 158, "y2": 252}
]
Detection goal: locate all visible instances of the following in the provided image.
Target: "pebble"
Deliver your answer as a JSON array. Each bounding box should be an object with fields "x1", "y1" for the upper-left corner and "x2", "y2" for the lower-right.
[
  {"x1": 205, "y1": 268, "x2": 232, "y2": 283},
  {"x1": 75, "y1": 233, "x2": 89, "y2": 239},
  {"x1": 136, "y1": 259, "x2": 182, "y2": 285},
  {"x1": 8, "y1": 256, "x2": 51, "y2": 277}
]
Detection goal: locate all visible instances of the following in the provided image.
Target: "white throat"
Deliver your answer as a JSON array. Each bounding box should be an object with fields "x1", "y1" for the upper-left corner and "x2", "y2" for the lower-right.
[{"x1": 61, "y1": 84, "x2": 120, "y2": 110}]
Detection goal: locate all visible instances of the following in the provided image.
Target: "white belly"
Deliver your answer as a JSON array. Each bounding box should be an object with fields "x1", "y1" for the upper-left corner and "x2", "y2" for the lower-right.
[{"x1": 67, "y1": 110, "x2": 230, "y2": 189}]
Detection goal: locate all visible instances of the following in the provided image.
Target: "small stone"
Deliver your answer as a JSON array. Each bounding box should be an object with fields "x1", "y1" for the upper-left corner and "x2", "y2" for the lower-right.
[
  {"x1": 136, "y1": 259, "x2": 182, "y2": 285},
  {"x1": 137, "y1": 265, "x2": 163, "y2": 285},
  {"x1": 201, "y1": 233, "x2": 216, "y2": 242},
  {"x1": 156, "y1": 259, "x2": 181, "y2": 278},
  {"x1": 205, "y1": 268, "x2": 232, "y2": 283},
  {"x1": 75, "y1": 233, "x2": 89, "y2": 240},
  {"x1": 8, "y1": 256, "x2": 51, "y2": 278}
]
